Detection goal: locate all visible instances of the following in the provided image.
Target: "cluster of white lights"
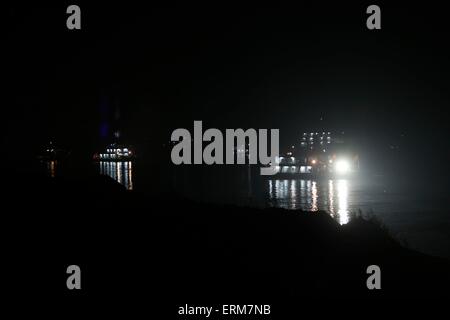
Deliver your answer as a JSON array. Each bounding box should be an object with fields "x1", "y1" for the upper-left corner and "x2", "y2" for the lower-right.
[{"x1": 102, "y1": 147, "x2": 132, "y2": 159}]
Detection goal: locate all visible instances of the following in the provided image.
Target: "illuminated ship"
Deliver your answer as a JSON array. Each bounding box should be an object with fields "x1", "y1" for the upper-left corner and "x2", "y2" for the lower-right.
[
  {"x1": 272, "y1": 154, "x2": 358, "y2": 178},
  {"x1": 271, "y1": 131, "x2": 359, "y2": 178},
  {"x1": 94, "y1": 94, "x2": 136, "y2": 162},
  {"x1": 93, "y1": 144, "x2": 135, "y2": 161},
  {"x1": 37, "y1": 141, "x2": 70, "y2": 161}
]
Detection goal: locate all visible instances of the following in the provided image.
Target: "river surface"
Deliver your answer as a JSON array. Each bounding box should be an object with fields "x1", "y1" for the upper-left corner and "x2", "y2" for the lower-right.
[{"x1": 42, "y1": 160, "x2": 450, "y2": 259}]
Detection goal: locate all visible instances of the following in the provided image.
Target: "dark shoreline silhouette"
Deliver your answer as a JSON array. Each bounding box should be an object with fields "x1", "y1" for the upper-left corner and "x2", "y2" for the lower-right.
[{"x1": 4, "y1": 172, "x2": 450, "y2": 301}]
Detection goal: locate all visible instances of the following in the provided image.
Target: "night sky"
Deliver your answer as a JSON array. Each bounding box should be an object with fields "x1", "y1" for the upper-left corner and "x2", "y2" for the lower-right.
[{"x1": 5, "y1": 3, "x2": 450, "y2": 179}]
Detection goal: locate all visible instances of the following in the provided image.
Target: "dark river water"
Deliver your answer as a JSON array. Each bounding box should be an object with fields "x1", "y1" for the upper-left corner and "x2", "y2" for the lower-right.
[
  {"x1": 263, "y1": 177, "x2": 450, "y2": 259},
  {"x1": 43, "y1": 160, "x2": 450, "y2": 259}
]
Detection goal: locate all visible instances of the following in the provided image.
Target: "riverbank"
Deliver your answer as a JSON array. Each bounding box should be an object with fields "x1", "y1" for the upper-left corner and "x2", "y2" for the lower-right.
[{"x1": 4, "y1": 172, "x2": 450, "y2": 300}]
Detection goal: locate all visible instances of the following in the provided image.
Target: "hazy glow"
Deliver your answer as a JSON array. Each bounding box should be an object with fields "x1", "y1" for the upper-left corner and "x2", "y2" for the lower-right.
[{"x1": 335, "y1": 159, "x2": 350, "y2": 174}]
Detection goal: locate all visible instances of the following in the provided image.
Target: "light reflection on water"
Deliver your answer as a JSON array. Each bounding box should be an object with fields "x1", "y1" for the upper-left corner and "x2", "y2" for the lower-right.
[
  {"x1": 47, "y1": 161, "x2": 57, "y2": 178},
  {"x1": 99, "y1": 161, "x2": 134, "y2": 190},
  {"x1": 268, "y1": 179, "x2": 350, "y2": 224}
]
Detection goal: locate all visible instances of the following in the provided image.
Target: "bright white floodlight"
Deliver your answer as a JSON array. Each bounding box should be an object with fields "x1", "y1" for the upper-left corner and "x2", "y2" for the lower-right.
[{"x1": 335, "y1": 159, "x2": 351, "y2": 174}]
